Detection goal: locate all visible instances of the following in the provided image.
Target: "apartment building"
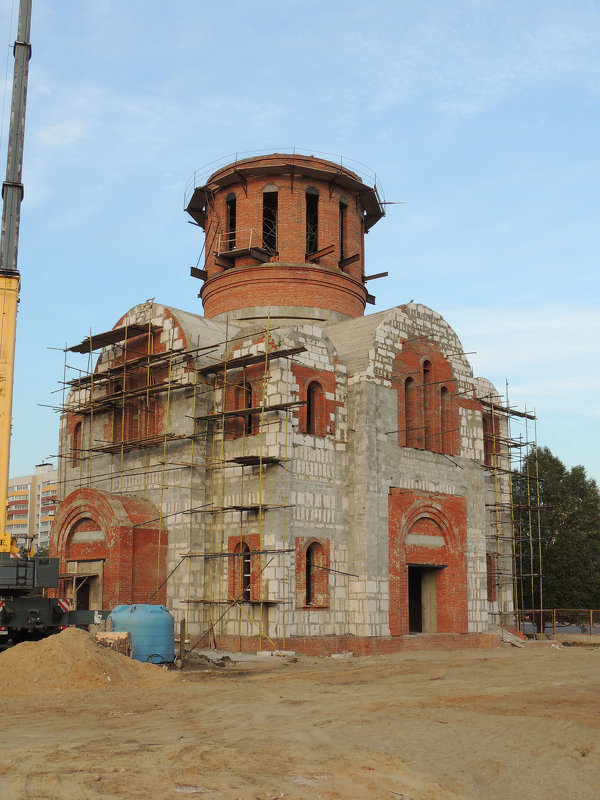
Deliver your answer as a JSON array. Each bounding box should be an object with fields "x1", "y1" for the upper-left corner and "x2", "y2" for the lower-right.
[{"x1": 7, "y1": 462, "x2": 58, "y2": 552}]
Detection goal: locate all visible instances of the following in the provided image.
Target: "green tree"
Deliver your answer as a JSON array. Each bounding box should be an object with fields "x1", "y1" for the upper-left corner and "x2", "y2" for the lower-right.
[{"x1": 513, "y1": 447, "x2": 600, "y2": 610}]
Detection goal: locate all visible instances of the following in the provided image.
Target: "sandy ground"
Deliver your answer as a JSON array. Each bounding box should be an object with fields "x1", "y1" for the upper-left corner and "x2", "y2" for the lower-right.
[{"x1": 1, "y1": 633, "x2": 599, "y2": 800}]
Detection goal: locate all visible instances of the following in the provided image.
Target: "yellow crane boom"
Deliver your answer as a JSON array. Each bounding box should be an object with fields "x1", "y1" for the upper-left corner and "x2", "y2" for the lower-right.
[{"x1": 0, "y1": 0, "x2": 32, "y2": 553}]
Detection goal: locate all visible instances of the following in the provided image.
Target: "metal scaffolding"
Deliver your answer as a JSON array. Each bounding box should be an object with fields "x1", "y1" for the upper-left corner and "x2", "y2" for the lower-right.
[
  {"x1": 480, "y1": 391, "x2": 543, "y2": 633},
  {"x1": 56, "y1": 308, "x2": 304, "y2": 649}
]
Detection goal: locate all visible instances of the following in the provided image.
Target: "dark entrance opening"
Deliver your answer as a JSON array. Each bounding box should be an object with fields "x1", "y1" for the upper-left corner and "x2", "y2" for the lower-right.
[
  {"x1": 75, "y1": 576, "x2": 90, "y2": 611},
  {"x1": 408, "y1": 565, "x2": 439, "y2": 633}
]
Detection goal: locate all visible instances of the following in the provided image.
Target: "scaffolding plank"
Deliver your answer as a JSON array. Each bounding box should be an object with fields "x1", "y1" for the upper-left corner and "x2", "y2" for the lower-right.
[
  {"x1": 64, "y1": 380, "x2": 191, "y2": 415},
  {"x1": 68, "y1": 324, "x2": 162, "y2": 353},
  {"x1": 228, "y1": 455, "x2": 282, "y2": 466},
  {"x1": 89, "y1": 432, "x2": 191, "y2": 455},
  {"x1": 480, "y1": 398, "x2": 536, "y2": 421},
  {"x1": 195, "y1": 399, "x2": 304, "y2": 421},
  {"x1": 197, "y1": 345, "x2": 306, "y2": 375},
  {"x1": 190, "y1": 503, "x2": 290, "y2": 514}
]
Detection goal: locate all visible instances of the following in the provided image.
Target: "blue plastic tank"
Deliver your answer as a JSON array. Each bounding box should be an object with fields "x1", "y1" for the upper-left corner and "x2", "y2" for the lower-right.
[{"x1": 108, "y1": 604, "x2": 175, "y2": 664}]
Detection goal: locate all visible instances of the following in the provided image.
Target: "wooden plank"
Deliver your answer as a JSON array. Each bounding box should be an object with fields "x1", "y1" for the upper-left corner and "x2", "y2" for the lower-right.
[
  {"x1": 68, "y1": 324, "x2": 161, "y2": 353},
  {"x1": 339, "y1": 253, "x2": 360, "y2": 269},
  {"x1": 190, "y1": 266, "x2": 208, "y2": 280},
  {"x1": 197, "y1": 345, "x2": 306, "y2": 375},
  {"x1": 305, "y1": 244, "x2": 335, "y2": 262},
  {"x1": 195, "y1": 399, "x2": 305, "y2": 422},
  {"x1": 364, "y1": 271, "x2": 388, "y2": 282}
]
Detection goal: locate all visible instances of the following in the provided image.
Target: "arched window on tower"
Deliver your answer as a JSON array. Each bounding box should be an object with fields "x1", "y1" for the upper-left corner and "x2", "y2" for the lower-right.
[
  {"x1": 306, "y1": 380, "x2": 325, "y2": 436},
  {"x1": 262, "y1": 187, "x2": 278, "y2": 252},
  {"x1": 225, "y1": 193, "x2": 236, "y2": 251},
  {"x1": 422, "y1": 360, "x2": 433, "y2": 450},
  {"x1": 305, "y1": 187, "x2": 319, "y2": 256},
  {"x1": 339, "y1": 200, "x2": 347, "y2": 262}
]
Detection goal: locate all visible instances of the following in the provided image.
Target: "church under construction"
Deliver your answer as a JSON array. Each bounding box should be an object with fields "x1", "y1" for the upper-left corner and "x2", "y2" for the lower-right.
[{"x1": 50, "y1": 152, "x2": 531, "y2": 654}]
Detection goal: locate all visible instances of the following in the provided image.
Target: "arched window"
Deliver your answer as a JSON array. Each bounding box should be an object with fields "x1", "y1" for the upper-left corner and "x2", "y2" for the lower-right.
[
  {"x1": 486, "y1": 552, "x2": 497, "y2": 602},
  {"x1": 306, "y1": 380, "x2": 325, "y2": 436},
  {"x1": 395, "y1": 347, "x2": 456, "y2": 456},
  {"x1": 234, "y1": 541, "x2": 252, "y2": 601},
  {"x1": 339, "y1": 200, "x2": 347, "y2": 262},
  {"x1": 262, "y1": 187, "x2": 278, "y2": 252},
  {"x1": 482, "y1": 413, "x2": 499, "y2": 467},
  {"x1": 225, "y1": 193, "x2": 236, "y2": 251},
  {"x1": 440, "y1": 386, "x2": 451, "y2": 454},
  {"x1": 112, "y1": 382, "x2": 124, "y2": 443},
  {"x1": 305, "y1": 187, "x2": 319, "y2": 255},
  {"x1": 235, "y1": 381, "x2": 253, "y2": 436},
  {"x1": 71, "y1": 421, "x2": 83, "y2": 466},
  {"x1": 305, "y1": 540, "x2": 327, "y2": 606},
  {"x1": 422, "y1": 360, "x2": 433, "y2": 450},
  {"x1": 404, "y1": 377, "x2": 417, "y2": 448}
]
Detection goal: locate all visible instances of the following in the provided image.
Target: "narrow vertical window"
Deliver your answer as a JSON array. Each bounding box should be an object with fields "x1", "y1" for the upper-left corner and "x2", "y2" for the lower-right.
[
  {"x1": 113, "y1": 383, "x2": 124, "y2": 443},
  {"x1": 304, "y1": 540, "x2": 327, "y2": 606},
  {"x1": 440, "y1": 386, "x2": 451, "y2": 454},
  {"x1": 225, "y1": 193, "x2": 236, "y2": 251},
  {"x1": 486, "y1": 552, "x2": 497, "y2": 602},
  {"x1": 305, "y1": 188, "x2": 319, "y2": 255},
  {"x1": 306, "y1": 542, "x2": 315, "y2": 605},
  {"x1": 234, "y1": 381, "x2": 253, "y2": 436},
  {"x1": 422, "y1": 360, "x2": 433, "y2": 450},
  {"x1": 235, "y1": 541, "x2": 251, "y2": 601},
  {"x1": 405, "y1": 377, "x2": 417, "y2": 448},
  {"x1": 72, "y1": 421, "x2": 82, "y2": 466},
  {"x1": 483, "y1": 414, "x2": 499, "y2": 467},
  {"x1": 262, "y1": 189, "x2": 278, "y2": 252},
  {"x1": 306, "y1": 380, "x2": 324, "y2": 436},
  {"x1": 339, "y1": 200, "x2": 347, "y2": 262}
]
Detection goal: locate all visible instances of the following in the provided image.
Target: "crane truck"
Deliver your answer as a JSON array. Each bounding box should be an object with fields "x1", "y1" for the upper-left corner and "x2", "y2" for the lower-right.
[
  {"x1": 0, "y1": 1, "x2": 102, "y2": 643},
  {"x1": 0, "y1": 535, "x2": 102, "y2": 643}
]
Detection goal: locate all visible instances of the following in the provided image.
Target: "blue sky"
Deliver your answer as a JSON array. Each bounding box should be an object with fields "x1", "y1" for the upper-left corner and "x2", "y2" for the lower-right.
[{"x1": 1, "y1": 0, "x2": 598, "y2": 482}]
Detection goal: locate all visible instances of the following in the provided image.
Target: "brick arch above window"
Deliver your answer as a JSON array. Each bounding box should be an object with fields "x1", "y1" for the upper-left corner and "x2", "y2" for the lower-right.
[
  {"x1": 295, "y1": 537, "x2": 330, "y2": 608},
  {"x1": 68, "y1": 414, "x2": 85, "y2": 466},
  {"x1": 306, "y1": 380, "x2": 325, "y2": 436},
  {"x1": 291, "y1": 364, "x2": 337, "y2": 437},
  {"x1": 228, "y1": 534, "x2": 262, "y2": 602},
  {"x1": 223, "y1": 372, "x2": 259, "y2": 438}
]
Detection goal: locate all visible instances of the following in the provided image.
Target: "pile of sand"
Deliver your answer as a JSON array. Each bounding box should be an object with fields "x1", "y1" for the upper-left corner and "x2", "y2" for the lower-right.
[{"x1": 0, "y1": 627, "x2": 175, "y2": 691}]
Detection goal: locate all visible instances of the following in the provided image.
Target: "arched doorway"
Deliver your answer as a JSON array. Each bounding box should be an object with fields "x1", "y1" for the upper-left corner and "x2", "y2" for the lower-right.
[
  {"x1": 51, "y1": 488, "x2": 167, "y2": 610},
  {"x1": 388, "y1": 489, "x2": 468, "y2": 636}
]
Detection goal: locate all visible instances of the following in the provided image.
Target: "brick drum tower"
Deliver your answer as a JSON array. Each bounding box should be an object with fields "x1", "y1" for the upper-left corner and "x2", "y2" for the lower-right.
[
  {"x1": 53, "y1": 151, "x2": 515, "y2": 654},
  {"x1": 185, "y1": 153, "x2": 384, "y2": 324}
]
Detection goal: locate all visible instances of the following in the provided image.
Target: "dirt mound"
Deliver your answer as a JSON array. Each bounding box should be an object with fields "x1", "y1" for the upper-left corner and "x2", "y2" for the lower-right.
[{"x1": 0, "y1": 627, "x2": 175, "y2": 692}]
